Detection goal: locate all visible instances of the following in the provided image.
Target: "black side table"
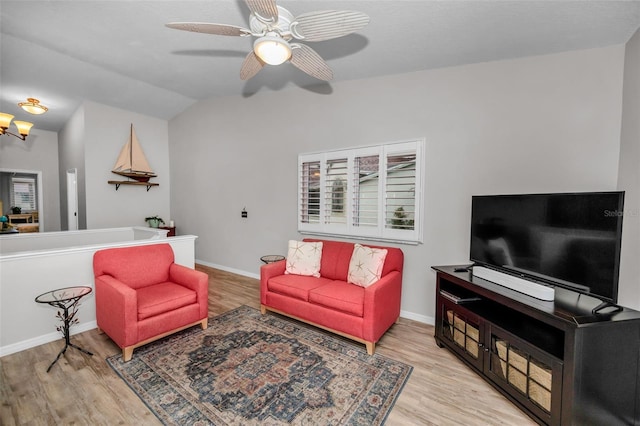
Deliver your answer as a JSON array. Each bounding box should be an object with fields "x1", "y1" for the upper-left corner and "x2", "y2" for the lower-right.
[
  {"x1": 35, "y1": 286, "x2": 94, "y2": 372},
  {"x1": 260, "y1": 255, "x2": 285, "y2": 264}
]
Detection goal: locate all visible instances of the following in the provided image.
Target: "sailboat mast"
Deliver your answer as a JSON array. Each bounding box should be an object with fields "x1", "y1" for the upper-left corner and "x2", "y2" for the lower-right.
[{"x1": 129, "y1": 124, "x2": 134, "y2": 171}]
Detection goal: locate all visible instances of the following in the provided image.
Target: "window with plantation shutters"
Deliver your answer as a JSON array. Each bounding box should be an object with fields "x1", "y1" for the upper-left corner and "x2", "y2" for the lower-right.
[
  {"x1": 298, "y1": 139, "x2": 424, "y2": 244},
  {"x1": 353, "y1": 154, "x2": 379, "y2": 229},
  {"x1": 385, "y1": 152, "x2": 416, "y2": 231},
  {"x1": 299, "y1": 160, "x2": 320, "y2": 224},
  {"x1": 10, "y1": 177, "x2": 37, "y2": 211},
  {"x1": 325, "y1": 158, "x2": 347, "y2": 225}
]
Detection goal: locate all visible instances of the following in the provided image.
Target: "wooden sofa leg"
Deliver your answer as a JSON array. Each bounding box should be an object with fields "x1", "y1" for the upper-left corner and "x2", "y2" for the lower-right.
[
  {"x1": 123, "y1": 346, "x2": 134, "y2": 362},
  {"x1": 200, "y1": 318, "x2": 208, "y2": 329},
  {"x1": 260, "y1": 305, "x2": 266, "y2": 315},
  {"x1": 366, "y1": 341, "x2": 375, "y2": 355}
]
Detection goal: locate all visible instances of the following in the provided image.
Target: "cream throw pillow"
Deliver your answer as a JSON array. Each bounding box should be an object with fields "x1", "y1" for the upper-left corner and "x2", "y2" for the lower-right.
[
  {"x1": 285, "y1": 240, "x2": 323, "y2": 277},
  {"x1": 348, "y1": 243, "x2": 388, "y2": 287}
]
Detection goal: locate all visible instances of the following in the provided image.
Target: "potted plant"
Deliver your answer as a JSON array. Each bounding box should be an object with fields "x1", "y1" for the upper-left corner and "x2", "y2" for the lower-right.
[
  {"x1": 145, "y1": 215, "x2": 165, "y2": 228},
  {"x1": 10, "y1": 206, "x2": 21, "y2": 214},
  {"x1": 390, "y1": 206, "x2": 415, "y2": 230}
]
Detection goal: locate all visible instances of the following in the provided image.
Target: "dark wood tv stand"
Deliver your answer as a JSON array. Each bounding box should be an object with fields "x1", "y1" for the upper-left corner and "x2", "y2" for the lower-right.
[{"x1": 432, "y1": 265, "x2": 640, "y2": 426}]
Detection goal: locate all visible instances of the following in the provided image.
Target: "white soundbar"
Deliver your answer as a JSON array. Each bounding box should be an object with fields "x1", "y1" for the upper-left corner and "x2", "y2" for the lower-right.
[{"x1": 472, "y1": 267, "x2": 555, "y2": 301}]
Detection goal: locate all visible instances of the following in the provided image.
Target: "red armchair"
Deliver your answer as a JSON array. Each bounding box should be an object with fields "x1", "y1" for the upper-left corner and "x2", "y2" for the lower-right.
[{"x1": 93, "y1": 243, "x2": 208, "y2": 361}]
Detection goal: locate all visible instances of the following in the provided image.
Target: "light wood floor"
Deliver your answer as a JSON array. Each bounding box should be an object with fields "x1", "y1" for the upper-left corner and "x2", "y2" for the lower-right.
[{"x1": 1, "y1": 265, "x2": 537, "y2": 425}]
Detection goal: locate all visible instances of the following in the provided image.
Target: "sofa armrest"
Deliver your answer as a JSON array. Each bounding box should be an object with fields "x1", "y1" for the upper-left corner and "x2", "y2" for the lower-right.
[
  {"x1": 260, "y1": 260, "x2": 286, "y2": 304},
  {"x1": 362, "y1": 270, "x2": 402, "y2": 342},
  {"x1": 95, "y1": 275, "x2": 138, "y2": 348},
  {"x1": 169, "y1": 263, "x2": 209, "y2": 319}
]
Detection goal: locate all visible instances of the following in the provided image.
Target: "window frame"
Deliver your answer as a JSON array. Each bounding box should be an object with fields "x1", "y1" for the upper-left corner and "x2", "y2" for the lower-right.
[{"x1": 298, "y1": 139, "x2": 424, "y2": 244}]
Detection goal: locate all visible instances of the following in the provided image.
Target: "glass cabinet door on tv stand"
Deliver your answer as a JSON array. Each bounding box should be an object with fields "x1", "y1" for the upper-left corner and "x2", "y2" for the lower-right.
[{"x1": 438, "y1": 298, "x2": 485, "y2": 371}]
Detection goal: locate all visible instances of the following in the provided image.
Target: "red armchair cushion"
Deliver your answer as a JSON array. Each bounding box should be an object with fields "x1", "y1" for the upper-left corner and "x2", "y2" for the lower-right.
[
  {"x1": 93, "y1": 244, "x2": 174, "y2": 289},
  {"x1": 137, "y1": 282, "x2": 197, "y2": 320},
  {"x1": 267, "y1": 275, "x2": 332, "y2": 301},
  {"x1": 312, "y1": 239, "x2": 354, "y2": 281},
  {"x1": 309, "y1": 281, "x2": 364, "y2": 317}
]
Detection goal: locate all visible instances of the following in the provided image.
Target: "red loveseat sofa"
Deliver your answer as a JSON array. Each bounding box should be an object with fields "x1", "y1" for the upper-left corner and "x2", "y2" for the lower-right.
[
  {"x1": 93, "y1": 243, "x2": 209, "y2": 361},
  {"x1": 260, "y1": 239, "x2": 403, "y2": 354}
]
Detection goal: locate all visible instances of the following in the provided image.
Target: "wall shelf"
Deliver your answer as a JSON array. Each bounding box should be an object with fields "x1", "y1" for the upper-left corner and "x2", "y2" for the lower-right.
[{"x1": 108, "y1": 181, "x2": 158, "y2": 191}]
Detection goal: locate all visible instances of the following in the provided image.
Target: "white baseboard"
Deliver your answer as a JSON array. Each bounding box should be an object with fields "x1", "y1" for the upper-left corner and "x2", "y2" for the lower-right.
[
  {"x1": 0, "y1": 320, "x2": 97, "y2": 357},
  {"x1": 400, "y1": 310, "x2": 434, "y2": 325},
  {"x1": 196, "y1": 259, "x2": 260, "y2": 280}
]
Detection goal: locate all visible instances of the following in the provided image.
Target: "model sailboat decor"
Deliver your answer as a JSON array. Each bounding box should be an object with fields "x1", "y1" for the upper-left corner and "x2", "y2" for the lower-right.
[{"x1": 108, "y1": 124, "x2": 159, "y2": 191}]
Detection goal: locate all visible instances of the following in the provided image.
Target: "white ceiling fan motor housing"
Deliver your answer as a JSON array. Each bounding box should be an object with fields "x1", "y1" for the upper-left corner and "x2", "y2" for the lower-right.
[{"x1": 249, "y1": 5, "x2": 294, "y2": 39}]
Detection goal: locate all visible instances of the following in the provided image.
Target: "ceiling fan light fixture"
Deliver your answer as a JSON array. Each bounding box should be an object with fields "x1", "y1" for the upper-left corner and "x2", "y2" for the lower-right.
[
  {"x1": 18, "y1": 98, "x2": 48, "y2": 115},
  {"x1": 254, "y1": 34, "x2": 291, "y2": 65}
]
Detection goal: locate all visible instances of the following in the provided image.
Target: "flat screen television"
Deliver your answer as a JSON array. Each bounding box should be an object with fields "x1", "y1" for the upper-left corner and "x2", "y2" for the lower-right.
[{"x1": 470, "y1": 191, "x2": 625, "y2": 306}]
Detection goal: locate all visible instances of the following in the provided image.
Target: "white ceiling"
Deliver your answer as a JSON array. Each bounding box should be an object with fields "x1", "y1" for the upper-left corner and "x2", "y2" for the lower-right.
[{"x1": 2, "y1": 0, "x2": 640, "y2": 132}]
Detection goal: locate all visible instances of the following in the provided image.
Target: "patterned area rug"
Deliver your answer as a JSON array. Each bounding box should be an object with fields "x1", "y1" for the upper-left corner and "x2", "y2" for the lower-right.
[{"x1": 107, "y1": 306, "x2": 412, "y2": 425}]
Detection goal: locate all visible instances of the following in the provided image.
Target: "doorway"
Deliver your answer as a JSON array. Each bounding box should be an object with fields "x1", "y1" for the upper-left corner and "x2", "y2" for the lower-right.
[
  {"x1": 0, "y1": 168, "x2": 44, "y2": 231},
  {"x1": 66, "y1": 168, "x2": 78, "y2": 231}
]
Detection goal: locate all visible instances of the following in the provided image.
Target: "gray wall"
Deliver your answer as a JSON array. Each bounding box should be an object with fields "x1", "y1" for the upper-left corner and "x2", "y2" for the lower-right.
[
  {"x1": 3, "y1": 44, "x2": 635, "y2": 319},
  {"x1": 170, "y1": 45, "x2": 629, "y2": 321},
  {"x1": 83, "y1": 101, "x2": 171, "y2": 229},
  {"x1": 58, "y1": 104, "x2": 87, "y2": 230},
  {"x1": 58, "y1": 101, "x2": 171, "y2": 230},
  {"x1": 617, "y1": 28, "x2": 640, "y2": 309}
]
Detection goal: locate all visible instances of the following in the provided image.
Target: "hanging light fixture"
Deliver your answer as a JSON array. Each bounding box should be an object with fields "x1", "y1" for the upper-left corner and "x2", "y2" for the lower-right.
[
  {"x1": 253, "y1": 32, "x2": 292, "y2": 65},
  {"x1": 0, "y1": 113, "x2": 34, "y2": 141},
  {"x1": 0, "y1": 97, "x2": 46, "y2": 141},
  {"x1": 18, "y1": 98, "x2": 48, "y2": 115}
]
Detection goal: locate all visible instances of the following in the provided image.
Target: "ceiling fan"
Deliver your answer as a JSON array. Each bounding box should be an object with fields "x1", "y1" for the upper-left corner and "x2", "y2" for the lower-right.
[{"x1": 166, "y1": 0, "x2": 370, "y2": 81}]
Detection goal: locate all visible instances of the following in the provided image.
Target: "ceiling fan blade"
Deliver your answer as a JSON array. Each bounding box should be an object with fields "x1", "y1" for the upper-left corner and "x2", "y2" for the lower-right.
[
  {"x1": 244, "y1": 0, "x2": 279, "y2": 23},
  {"x1": 289, "y1": 44, "x2": 333, "y2": 81},
  {"x1": 291, "y1": 10, "x2": 370, "y2": 42},
  {"x1": 166, "y1": 22, "x2": 250, "y2": 37},
  {"x1": 240, "y1": 51, "x2": 265, "y2": 80}
]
